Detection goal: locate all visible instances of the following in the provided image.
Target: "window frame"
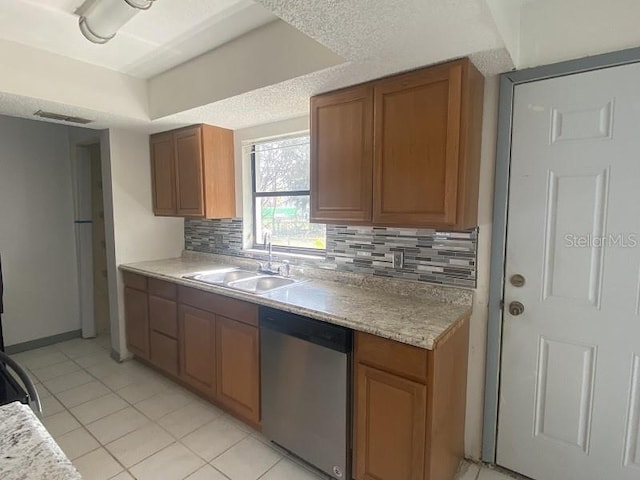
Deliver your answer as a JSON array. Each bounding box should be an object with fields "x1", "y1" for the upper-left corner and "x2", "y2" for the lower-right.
[{"x1": 250, "y1": 136, "x2": 324, "y2": 255}]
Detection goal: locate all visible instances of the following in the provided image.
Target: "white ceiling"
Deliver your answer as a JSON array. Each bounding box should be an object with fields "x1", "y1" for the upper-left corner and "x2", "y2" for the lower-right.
[{"x1": 0, "y1": 0, "x2": 277, "y2": 78}]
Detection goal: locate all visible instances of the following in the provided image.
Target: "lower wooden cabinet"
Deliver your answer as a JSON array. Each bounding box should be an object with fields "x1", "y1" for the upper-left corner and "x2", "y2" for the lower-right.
[
  {"x1": 178, "y1": 305, "x2": 216, "y2": 398},
  {"x1": 215, "y1": 316, "x2": 260, "y2": 425},
  {"x1": 149, "y1": 331, "x2": 178, "y2": 376},
  {"x1": 355, "y1": 364, "x2": 427, "y2": 480},
  {"x1": 124, "y1": 286, "x2": 149, "y2": 359}
]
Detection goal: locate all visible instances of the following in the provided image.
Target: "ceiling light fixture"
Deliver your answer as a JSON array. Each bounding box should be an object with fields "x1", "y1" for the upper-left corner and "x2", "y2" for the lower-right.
[{"x1": 76, "y1": 0, "x2": 155, "y2": 44}]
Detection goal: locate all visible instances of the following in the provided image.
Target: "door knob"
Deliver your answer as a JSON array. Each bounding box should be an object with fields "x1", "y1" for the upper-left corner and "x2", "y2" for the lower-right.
[{"x1": 508, "y1": 301, "x2": 525, "y2": 316}]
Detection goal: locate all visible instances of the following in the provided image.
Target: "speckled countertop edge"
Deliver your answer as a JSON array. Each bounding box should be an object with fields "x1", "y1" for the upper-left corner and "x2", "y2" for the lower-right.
[
  {"x1": 0, "y1": 402, "x2": 81, "y2": 480},
  {"x1": 120, "y1": 256, "x2": 473, "y2": 350}
]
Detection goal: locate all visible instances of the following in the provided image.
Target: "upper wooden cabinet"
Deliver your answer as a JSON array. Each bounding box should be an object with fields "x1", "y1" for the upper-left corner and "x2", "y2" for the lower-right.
[
  {"x1": 310, "y1": 58, "x2": 484, "y2": 229},
  {"x1": 150, "y1": 124, "x2": 235, "y2": 219},
  {"x1": 310, "y1": 85, "x2": 374, "y2": 223}
]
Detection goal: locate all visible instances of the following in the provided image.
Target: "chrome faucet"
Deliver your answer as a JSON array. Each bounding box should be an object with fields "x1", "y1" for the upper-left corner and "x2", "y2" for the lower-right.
[{"x1": 263, "y1": 231, "x2": 273, "y2": 271}]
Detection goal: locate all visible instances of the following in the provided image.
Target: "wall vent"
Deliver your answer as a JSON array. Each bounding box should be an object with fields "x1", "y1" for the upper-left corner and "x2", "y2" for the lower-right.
[{"x1": 33, "y1": 110, "x2": 93, "y2": 125}]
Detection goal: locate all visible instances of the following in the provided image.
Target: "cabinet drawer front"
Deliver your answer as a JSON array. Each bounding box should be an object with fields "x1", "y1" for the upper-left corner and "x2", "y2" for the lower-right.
[
  {"x1": 149, "y1": 295, "x2": 178, "y2": 338},
  {"x1": 124, "y1": 287, "x2": 149, "y2": 359},
  {"x1": 150, "y1": 331, "x2": 178, "y2": 376},
  {"x1": 148, "y1": 278, "x2": 177, "y2": 299},
  {"x1": 123, "y1": 272, "x2": 147, "y2": 291},
  {"x1": 178, "y1": 286, "x2": 258, "y2": 326},
  {"x1": 355, "y1": 332, "x2": 428, "y2": 383}
]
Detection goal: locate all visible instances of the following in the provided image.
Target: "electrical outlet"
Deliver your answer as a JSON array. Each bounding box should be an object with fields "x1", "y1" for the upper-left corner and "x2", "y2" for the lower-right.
[{"x1": 393, "y1": 250, "x2": 404, "y2": 270}]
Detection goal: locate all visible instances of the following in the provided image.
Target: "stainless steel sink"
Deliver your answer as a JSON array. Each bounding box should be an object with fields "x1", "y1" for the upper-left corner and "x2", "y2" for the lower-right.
[
  {"x1": 183, "y1": 268, "x2": 302, "y2": 294},
  {"x1": 228, "y1": 276, "x2": 298, "y2": 294}
]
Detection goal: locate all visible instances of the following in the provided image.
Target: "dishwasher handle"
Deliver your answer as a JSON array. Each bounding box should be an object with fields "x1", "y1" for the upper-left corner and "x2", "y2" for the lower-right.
[{"x1": 260, "y1": 308, "x2": 352, "y2": 354}]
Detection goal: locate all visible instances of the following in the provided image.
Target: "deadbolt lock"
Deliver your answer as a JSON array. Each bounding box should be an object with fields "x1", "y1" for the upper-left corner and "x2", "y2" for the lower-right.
[
  {"x1": 510, "y1": 274, "x2": 525, "y2": 287},
  {"x1": 508, "y1": 301, "x2": 525, "y2": 316}
]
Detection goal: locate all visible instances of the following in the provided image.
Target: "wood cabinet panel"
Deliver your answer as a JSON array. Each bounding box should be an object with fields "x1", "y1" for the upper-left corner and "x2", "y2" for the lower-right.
[
  {"x1": 150, "y1": 331, "x2": 178, "y2": 376},
  {"x1": 122, "y1": 272, "x2": 147, "y2": 291},
  {"x1": 124, "y1": 287, "x2": 149, "y2": 359},
  {"x1": 373, "y1": 63, "x2": 462, "y2": 227},
  {"x1": 310, "y1": 86, "x2": 374, "y2": 223},
  {"x1": 215, "y1": 316, "x2": 260, "y2": 425},
  {"x1": 175, "y1": 127, "x2": 204, "y2": 217},
  {"x1": 356, "y1": 332, "x2": 428, "y2": 383},
  {"x1": 178, "y1": 304, "x2": 216, "y2": 397},
  {"x1": 150, "y1": 133, "x2": 176, "y2": 215},
  {"x1": 178, "y1": 286, "x2": 258, "y2": 326},
  {"x1": 355, "y1": 364, "x2": 427, "y2": 480},
  {"x1": 148, "y1": 277, "x2": 177, "y2": 300},
  {"x1": 149, "y1": 295, "x2": 177, "y2": 338}
]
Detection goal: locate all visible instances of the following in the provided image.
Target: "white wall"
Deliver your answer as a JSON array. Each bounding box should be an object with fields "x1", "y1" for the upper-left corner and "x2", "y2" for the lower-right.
[
  {"x1": 465, "y1": 75, "x2": 499, "y2": 459},
  {"x1": 149, "y1": 21, "x2": 343, "y2": 119},
  {"x1": 519, "y1": 0, "x2": 640, "y2": 68},
  {"x1": 0, "y1": 115, "x2": 80, "y2": 346},
  {"x1": 102, "y1": 129, "x2": 184, "y2": 357}
]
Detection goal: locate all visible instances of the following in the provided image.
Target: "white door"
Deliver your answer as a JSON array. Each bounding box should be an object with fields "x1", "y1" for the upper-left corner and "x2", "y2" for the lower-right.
[{"x1": 498, "y1": 62, "x2": 640, "y2": 480}]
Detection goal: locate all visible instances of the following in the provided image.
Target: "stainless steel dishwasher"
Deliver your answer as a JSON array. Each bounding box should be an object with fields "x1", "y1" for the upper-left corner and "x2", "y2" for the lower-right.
[{"x1": 260, "y1": 306, "x2": 352, "y2": 479}]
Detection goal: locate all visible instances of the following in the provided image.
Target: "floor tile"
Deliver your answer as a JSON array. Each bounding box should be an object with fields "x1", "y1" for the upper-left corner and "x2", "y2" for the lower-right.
[
  {"x1": 86, "y1": 407, "x2": 150, "y2": 444},
  {"x1": 455, "y1": 462, "x2": 480, "y2": 480},
  {"x1": 42, "y1": 410, "x2": 81, "y2": 438},
  {"x1": 56, "y1": 427, "x2": 100, "y2": 460},
  {"x1": 73, "y1": 447, "x2": 123, "y2": 480},
  {"x1": 477, "y1": 467, "x2": 517, "y2": 480},
  {"x1": 85, "y1": 361, "x2": 124, "y2": 380},
  {"x1": 134, "y1": 390, "x2": 194, "y2": 420},
  {"x1": 260, "y1": 457, "x2": 327, "y2": 480},
  {"x1": 57, "y1": 380, "x2": 111, "y2": 409},
  {"x1": 57, "y1": 339, "x2": 105, "y2": 359},
  {"x1": 117, "y1": 378, "x2": 169, "y2": 404},
  {"x1": 44, "y1": 370, "x2": 94, "y2": 394},
  {"x1": 185, "y1": 464, "x2": 229, "y2": 480},
  {"x1": 70, "y1": 392, "x2": 128, "y2": 424},
  {"x1": 109, "y1": 472, "x2": 134, "y2": 480},
  {"x1": 31, "y1": 360, "x2": 81, "y2": 382},
  {"x1": 74, "y1": 351, "x2": 113, "y2": 369},
  {"x1": 17, "y1": 350, "x2": 69, "y2": 370},
  {"x1": 94, "y1": 335, "x2": 113, "y2": 350},
  {"x1": 211, "y1": 436, "x2": 281, "y2": 480},
  {"x1": 157, "y1": 400, "x2": 223, "y2": 438},
  {"x1": 40, "y1": 394, "x2": 65, "y2": 418},
  {"x1": 182, "y1": 417, "x2": 248, "y2": 462},
  {"x1": 129, "y1": 443, "x2": 204, "y2": 480},
  {"x1": 105, "y1": 423, "x2": 175, "y2": 468}
]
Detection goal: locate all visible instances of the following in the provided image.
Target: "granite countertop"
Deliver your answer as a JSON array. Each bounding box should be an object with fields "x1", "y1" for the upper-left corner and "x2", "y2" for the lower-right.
[
  {"x1": 0, "y1": 402, "x2": 80, "y2": 480},
  {"x1": 120, "y1": 254, "x2": 473, "y2": 350}
]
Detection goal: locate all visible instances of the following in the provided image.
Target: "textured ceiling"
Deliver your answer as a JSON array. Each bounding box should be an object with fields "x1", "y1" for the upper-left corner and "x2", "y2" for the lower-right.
[{"x1": 0, "y1": 0, "x2": 276, "y2": 78}]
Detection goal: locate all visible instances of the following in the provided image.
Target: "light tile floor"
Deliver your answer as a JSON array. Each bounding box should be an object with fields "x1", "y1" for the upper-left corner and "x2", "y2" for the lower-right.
[{"x1": 12, "y1": 337, "x2": 518, "y2": 480}]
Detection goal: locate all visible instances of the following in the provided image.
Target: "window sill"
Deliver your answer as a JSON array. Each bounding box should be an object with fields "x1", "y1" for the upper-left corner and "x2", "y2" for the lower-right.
[{"x1": 242, "y1": 248, "x2": 325, "y2": 262}]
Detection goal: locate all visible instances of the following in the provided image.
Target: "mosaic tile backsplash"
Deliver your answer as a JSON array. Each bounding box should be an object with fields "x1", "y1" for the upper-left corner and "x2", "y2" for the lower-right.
[{"x1": 184, "y1": 219, "x2": 478, "y2": 288}]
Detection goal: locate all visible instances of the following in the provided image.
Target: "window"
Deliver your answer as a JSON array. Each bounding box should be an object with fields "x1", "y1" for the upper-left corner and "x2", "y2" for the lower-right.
[{"x1": 251, "y1": 134, "x2": 326, "y2": 252}]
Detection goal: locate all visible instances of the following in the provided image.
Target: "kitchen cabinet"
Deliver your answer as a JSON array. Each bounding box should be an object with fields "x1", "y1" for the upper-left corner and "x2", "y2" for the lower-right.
[
  {"x1": 148, "y1": 278, "x2": 178, "y2": 376},
  {"x1": 310, "y1": 58, "x2": 484, "y2": 229},
  {"x1": 150, "y1": 124, "x2": 235, "y2": 219},
  {"x1": 123, "y1": 273, "x2": 149, "y2": 360},
  {"x1": 216, "y1": 316, "x2": 260, "y2": 426},
  {"x1": 354, "y1": 316, "x2": 470, "y2": 480},
  {"x1": 178, "y1": 304, "x2": 217, "y2": 398},
  {"x1": 310, "y1": 85, "x2": 374, "y2": 223}
]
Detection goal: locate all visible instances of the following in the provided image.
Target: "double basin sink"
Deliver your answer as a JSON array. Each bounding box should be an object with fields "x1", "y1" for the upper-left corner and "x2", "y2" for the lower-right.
[{"x1": 183, "y1": 267, "x2": 303, "y2": 294}]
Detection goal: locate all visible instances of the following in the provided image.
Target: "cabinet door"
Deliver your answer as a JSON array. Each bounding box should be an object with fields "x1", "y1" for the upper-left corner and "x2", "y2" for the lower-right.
[
  {"x1": 216, "y1": 316, "x2": 260, "y2": 425},
  {"x1": 355, "y1": 364, "x2": 427, "y2": 480},
  {"x1": 149, "y1": 331, "x2": 178, "y2": 376},
  {"x1": 175, "y1": 126, "x2": 205, "y2": 217},
  {"x1": 310, "y1": 85, "x2": 374, "y2": 224},
  {"x1": 373, "y1": 62, "x2": 463, "y2": 227},
  {"x1": 150, "y1": 133, "x2": 176, "y2": 215},
  {"x1": 124, "y1": 287, "x2": 149, "y2": 359},
  {"x1": 178, "y1": 305, "x2": 216, "y2": 397}
]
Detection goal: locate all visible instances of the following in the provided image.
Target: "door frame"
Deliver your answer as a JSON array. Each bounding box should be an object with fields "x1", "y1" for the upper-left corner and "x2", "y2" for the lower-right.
[{"x1": 482, "y1": 46, "x2": 640, "y2": 463}]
